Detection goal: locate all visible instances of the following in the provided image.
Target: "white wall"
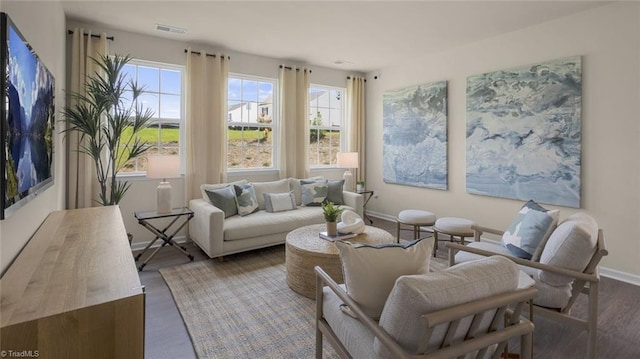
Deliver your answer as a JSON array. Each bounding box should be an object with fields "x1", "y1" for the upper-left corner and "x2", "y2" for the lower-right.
[
  {"x1": 365, "y1": 2, "x2": 640, "y2": 281},
  {"x1": 66, "y1": 21, "x2": 355, "y2": 248},
  {"x1": 0, "y1": 1, "x2": 66, "y2": 276}
]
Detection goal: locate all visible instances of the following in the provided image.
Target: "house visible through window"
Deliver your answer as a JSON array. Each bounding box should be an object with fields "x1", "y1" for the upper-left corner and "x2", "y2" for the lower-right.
[
  {"x1": 309, "y1": 85, "x2": 345, "y2": 167},
  {"x1": 227, "y1": 75, "x2": 276, "y2": 169},
  {"x1": 119, "y1": 59, "x2": 184, "y2": 174}
]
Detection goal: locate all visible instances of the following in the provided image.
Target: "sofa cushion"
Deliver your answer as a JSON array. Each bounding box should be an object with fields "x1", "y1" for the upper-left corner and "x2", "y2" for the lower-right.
[
  {"x1": 326, "y1": 179, "x2": 345, "y2": 205},
  {"x1": 301, "y1": 180, "x2": 329, "y2": 206},
  {"x1": 200, "y1": 179, "x2": 247, "y2": 204},
  {"x1": 538, "y1": 213, "x2": 598, "y2": 287},
  {"x1": 204, "y1": 186, "x2": 237, "y2": 218},
  {"x1": 501, "y1": 200, "x2": 559, "y2": 260},
  {"x1": 252, "y1": 179, "x2": 291, "y2": 210},
  {"x1": 335, "y1": 238, "x2": 433, "y2": 319},
  {"x1": 224, "y1": 206, "x2": 352, "y2": 241},
  {"x1": 233, "y1": 183, "x2": 259, "y2": 216},
  {"x1": 375, "y1": 256, "x2": 519, "y2": 357},
  {"x1": 263, "y1": 192, "x2": 296, "y2": 213}
]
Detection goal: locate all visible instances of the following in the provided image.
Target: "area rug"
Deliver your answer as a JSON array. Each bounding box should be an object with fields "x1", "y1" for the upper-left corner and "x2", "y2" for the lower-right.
[{"x1": 160, "y1": 245, "x2": 447, "y2": 358}]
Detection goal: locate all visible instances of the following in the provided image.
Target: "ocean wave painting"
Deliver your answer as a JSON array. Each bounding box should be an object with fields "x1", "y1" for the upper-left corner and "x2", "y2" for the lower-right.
[
  {"x1": 383, "y1": 81, "x2": 447, "y2": 190},
  {"x1": 466, "y1": 57, "x2": 581, "y2": 208}
]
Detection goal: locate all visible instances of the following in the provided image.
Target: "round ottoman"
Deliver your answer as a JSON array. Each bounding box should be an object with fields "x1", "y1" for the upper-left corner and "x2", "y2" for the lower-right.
[
  {"x1": 433, "y1": 217, "x2": 476, "y2": 255},
  {"x1": 396, "y1": 209, "x2": 436, "y2": 243}
]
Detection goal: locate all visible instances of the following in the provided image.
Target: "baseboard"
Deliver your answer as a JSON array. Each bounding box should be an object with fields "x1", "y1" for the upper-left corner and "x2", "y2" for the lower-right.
[
  {"x1": 130, "y1": 235, "x2": 189, "y2": 252},
  {"x1": 599, "y1": 267, "x2": 640, "y2": 286},
  {"x1": 366, "y1": 210, "x2": 640, "y2": 286}
]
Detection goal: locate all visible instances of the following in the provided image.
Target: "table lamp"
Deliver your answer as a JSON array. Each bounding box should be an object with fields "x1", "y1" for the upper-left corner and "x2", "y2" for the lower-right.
[
  {"x1": 146, "y1": 155, "x2": 180, "y2": 214},
  {"x1": 336, "y1": 152, "x2": 359, "y2": 192}
]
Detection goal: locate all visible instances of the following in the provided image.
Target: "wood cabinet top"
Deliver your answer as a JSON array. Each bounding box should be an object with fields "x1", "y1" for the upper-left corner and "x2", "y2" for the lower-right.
[{"x1": 0, "y1": 206, "x2": 143, "y2": 327}]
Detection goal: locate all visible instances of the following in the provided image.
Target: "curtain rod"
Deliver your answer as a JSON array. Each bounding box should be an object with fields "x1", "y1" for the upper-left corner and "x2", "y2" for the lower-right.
[
  {"x1": 67, "y1": 30, "x2": 114, "y2": 41},
  {"x1": 184, "y1": 49, "x2": 230, "y2": 60},
  {"x1": 347, "y1": 76, "x2": 367, "y2": 82},
  {"x1": 279, "y1": 65, "x2": 312, "y2": 73}
]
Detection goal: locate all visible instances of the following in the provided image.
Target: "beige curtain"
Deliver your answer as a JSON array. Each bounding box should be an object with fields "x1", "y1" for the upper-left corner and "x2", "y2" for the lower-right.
[
  {"x1": 185, "y1": 50, "x2": 229, "y2": 202},
  {"x1": 66, "y1": 29, "x2": 108, "y2": 209},
  {"x1": 278, "y1": 66, "x2": 310, "y2": 179},
  {"x1": 346, "y1": 76, "x2": 366, "y2": 183}
]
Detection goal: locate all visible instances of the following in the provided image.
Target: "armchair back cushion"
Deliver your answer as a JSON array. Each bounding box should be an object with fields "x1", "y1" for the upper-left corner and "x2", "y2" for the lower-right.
[
  {"x1": 538, "y1": 213, "x2": 598, "y2": 287},
  {"x1": 375, "y1": 256, "x2": 519, "y2": 357}
]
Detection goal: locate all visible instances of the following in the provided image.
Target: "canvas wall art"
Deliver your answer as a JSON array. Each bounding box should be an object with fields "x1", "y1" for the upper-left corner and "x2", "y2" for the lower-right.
[
  {"x1": 383, "y1": 81, "x2": 447, "y2": 190},
  {"x1": 466, "y1": 56, "x2": 582, "y2": 208}
]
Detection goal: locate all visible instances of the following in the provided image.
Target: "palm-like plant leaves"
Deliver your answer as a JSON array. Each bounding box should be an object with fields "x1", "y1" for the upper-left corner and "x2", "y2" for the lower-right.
[{"x1": 62, "y1": 54, "x2": 153, "y2": 206}]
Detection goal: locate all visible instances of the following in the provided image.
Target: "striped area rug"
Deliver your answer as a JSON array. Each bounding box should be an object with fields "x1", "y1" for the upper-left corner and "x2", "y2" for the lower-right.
[{"x1": 160, "y1": 244, "x2": 448, "y2": 358}]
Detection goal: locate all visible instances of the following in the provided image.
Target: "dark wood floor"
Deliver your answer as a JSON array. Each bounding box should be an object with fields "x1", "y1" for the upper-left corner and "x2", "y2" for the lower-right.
[{"x1": 137, "y1": 218, "x2": 640, "y2": 359}]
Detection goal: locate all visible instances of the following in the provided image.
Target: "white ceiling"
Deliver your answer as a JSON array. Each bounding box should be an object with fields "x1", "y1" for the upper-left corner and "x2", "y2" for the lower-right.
[{"x1": 60, "y1": 0, "x2": 608, "y2": 72}]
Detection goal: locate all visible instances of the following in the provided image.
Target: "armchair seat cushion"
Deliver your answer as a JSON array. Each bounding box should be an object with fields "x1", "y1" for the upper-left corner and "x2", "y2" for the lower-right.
[
  {"x1": 456, "y1": 241, "x2": 571, "y2": 308},
  {"x1": 322, "y1": 285, "x2": 375, "y2": 359}
]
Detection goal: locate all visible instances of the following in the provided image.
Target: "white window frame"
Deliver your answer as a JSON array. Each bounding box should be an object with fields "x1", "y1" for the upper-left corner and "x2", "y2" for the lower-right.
[
  {"x1": 117, "y1": 59, "x2": 186, "y2": 177},
  {"x1": 227, "y1": 73, "x2": 278, "y2": 172},
  {"x1": 308, "y1": 84, "x2": 346, "y2": 168}
]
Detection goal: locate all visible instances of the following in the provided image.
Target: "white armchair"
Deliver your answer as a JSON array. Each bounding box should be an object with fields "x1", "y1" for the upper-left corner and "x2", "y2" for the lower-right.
[
  {"x1": 315, "y1": 256, "x2": 537, "y2": 359},
  {"x1": 446, "y1": 212, "x2": 608, "y2": 359}
]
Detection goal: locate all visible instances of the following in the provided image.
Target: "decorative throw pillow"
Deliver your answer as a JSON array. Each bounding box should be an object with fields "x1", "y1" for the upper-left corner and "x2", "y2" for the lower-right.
[
  {"x1": 325, "y1": 179, "x2": 345, "y2": 205},
  {"x1": 204, "y1": 186, "x2": 237, "y2": 218},
  {"x1": 233, "y1": 184, "x2": 259, "y2": 216},
  {"x1": 200, "y1": 179, "x2": 247, "y2": 203},
  {"x1": 263, "y1": 192, "x2": 296, "y2": 213},
  {"x1": 252, "y1": 179, "x2": 291, "y2": 210},
  {"x1": 501, "y1": 200, "x2": 559, "y2": 260},
  {"x1": 300, "y1": 180, "x2": 329, "y2": 207},
  {"x1": 335, "y1": 237, "x2": 434, "y2": 319}
]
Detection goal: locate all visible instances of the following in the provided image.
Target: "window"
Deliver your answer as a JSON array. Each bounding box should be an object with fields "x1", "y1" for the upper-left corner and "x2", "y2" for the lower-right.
[
  {"x1": 309, "y1": 85, "x2": 344, "y2": 167},
  {"x1": 119, "y1": 60, "x2": 184, "y2": 173},
  {"x1": 227, "y1": 75, "x2": 276, "y2": 169}
]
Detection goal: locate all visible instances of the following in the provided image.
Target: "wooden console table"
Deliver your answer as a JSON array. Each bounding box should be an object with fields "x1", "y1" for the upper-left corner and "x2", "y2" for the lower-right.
[{"x1": 0, "y1": 206, "x2": 145, "y2": 359}]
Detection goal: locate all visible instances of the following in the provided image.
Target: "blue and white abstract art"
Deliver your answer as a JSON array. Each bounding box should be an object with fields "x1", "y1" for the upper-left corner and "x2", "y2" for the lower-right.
[
  {"x1": 466, "y1": 57, "x2": 582, "y2": 208},
  {"x1": 383, "y1": 81, "x2": 447, "y2": 190}
]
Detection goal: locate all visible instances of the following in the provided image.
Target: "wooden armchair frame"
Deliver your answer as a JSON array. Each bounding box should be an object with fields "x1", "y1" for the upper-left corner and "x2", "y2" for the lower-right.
[
  {"x1": 446, "y1": 226, "x2": 608, "y2": 359},
  {"x1": 315, "y1": 266, "x2": 537, "y2": 359}
]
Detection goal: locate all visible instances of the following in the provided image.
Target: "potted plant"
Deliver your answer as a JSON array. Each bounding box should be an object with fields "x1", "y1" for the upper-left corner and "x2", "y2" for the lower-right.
[
  {"x1": 63, "y1": 54, "x2": 154, "y2": 206},
  {"x1": 356, "y1": 180, "x2": 365, "y2": 192},
  {"x1": 322, "y1": 201, "x2": 343, "y2": 236}
]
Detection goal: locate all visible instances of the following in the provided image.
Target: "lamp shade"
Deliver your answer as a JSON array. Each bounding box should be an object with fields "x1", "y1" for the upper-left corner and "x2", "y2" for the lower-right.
[
  {"x1": 336, "y1": 152, "x2": 359, "y2": 169},
  {"x1": 146, "y1": 155, "x2": 180, "y2": 179}
]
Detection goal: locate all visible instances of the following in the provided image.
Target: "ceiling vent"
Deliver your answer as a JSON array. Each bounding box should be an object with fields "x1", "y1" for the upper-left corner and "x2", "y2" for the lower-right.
[{"x1": 155, "y1": 24, "x2": 187, "y2": 35}]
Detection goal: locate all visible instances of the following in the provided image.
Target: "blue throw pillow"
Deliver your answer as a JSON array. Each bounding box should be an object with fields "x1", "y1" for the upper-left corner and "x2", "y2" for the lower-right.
[
  {"x1": 205, "y1": 186, "x2": 237, "y2": 218},
  {"x1": 501, "y1": 200, "x2": 559, "y2": 260},
  {"x1": 300, "y1": 180, "x2": 328, "y2": 207},
  {"x1": 233, "y1": 184, "x2": 259, "y2": 216},
  {"x1": 325, "y1": 179, "x2": 345, "y2": 205}
]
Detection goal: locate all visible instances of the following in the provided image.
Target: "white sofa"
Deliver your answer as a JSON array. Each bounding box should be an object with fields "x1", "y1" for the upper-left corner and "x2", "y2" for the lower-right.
[{"x1": 189, "y1": 178, "x2": 363, "y2": 258}]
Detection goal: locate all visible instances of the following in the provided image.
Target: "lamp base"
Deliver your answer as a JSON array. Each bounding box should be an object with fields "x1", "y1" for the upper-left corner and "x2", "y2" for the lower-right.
[
  {"x1": 343, "y1": 170, "x2": 354, "y2": 192},
  {"x1": 157, "y1": 181, "x2": 172, "y2": 214}
]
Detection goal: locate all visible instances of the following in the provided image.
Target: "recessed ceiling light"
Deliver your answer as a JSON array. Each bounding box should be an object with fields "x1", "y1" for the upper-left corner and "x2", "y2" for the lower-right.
[
  {"x1": 155, "y1": 24, "x2": 187, "y2": 35},
  {"x1": 333, "y1": 60, "x2": 354, "y2": 65}
]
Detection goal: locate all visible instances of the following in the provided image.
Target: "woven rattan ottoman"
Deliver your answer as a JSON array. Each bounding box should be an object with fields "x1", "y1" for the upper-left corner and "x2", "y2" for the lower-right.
[{"x1": 285, "y1": 223, "x2": 395, "y2": 299}]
